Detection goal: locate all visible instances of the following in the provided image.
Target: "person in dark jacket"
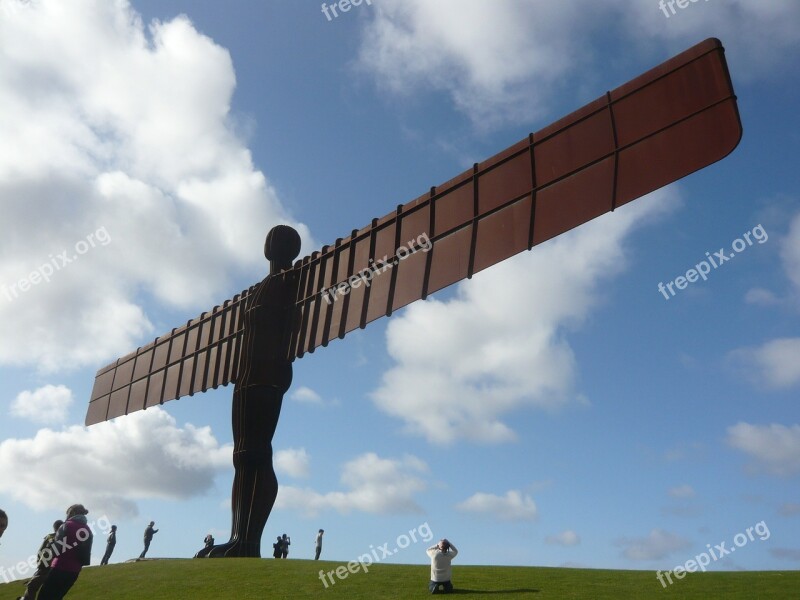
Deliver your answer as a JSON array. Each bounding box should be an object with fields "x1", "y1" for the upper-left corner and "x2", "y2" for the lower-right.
[
  {"x1": 272, "y1": 535, "x2": 283, "y2": 559},
  {"x1": 38, "y1": 504, "x2": 93, "y2": 600},
  {"x1": 280, "y1": 533, "x2": 290, "y2": 558},
  {"x1": 139, "y1": 521, "x2": 158, "y2": 559},
  {"x1": 315, "y1": 529, "x2": 324, "y2": 560},
  {"x1": 20, "y1": 519, "x2": 63, "y2": 600},
  {"x1": 100, "y1": 525, "x2": 117, "y2": 565}
]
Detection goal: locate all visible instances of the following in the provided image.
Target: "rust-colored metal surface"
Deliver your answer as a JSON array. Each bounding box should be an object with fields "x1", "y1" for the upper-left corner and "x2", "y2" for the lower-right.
[{"x1": 85, "y1": 38, "x2": 741, "y2": 426}]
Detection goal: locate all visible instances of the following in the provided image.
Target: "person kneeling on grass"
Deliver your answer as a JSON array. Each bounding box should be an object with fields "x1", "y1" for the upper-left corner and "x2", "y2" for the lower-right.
[{"x1": 426, "y1": 538, "x2": 458, "y2": 594}]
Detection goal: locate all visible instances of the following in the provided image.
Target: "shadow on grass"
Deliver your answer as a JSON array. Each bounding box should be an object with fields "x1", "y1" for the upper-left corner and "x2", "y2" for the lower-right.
[{"x1": 448, "y1": 589, "x2": 540, "y2": 595}]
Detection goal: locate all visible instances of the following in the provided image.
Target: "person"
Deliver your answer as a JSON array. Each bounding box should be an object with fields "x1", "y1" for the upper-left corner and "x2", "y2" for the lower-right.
[
  {"x1": 315, "y1": 529, "x2": 324, "y2": 560},
  {"x1": 426, "y1": 538, "x2": 458, "y2": 594},
  {"x1": 280, "y1": 533, "x2": 290, "y2": 558},
  {"x1": 20, "y1": 519, "x2": 63, "y2": 600},
  {"x1": 100, "y1": 525, "x2": 117, "y2": 565},
  {"x1": 139, "y1": 521, "x2": 158, "y2": 559},
  {"x1": 194, "y1": 533, "x2": 215, "y2": 558},
  {"x1": 38, "y1": 504, "x2": 93, "y2": 600},
  {"x1": 206, "y1": 226, "x2": 300, "y2": 557},
  {"x1": 0, "y1": 508, "x2": 7, "y2": 539},
  {"x1": 272, "y1": 536, "x2": 283, "y2": 559}
]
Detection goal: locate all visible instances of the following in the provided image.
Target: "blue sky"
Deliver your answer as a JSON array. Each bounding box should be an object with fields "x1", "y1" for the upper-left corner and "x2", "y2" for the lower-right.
[{"x1": 0, "y1": 0, "x2": 799, "y2": 587}]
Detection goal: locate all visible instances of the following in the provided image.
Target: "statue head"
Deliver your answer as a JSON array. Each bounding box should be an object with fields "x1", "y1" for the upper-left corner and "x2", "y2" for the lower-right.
[{"x1": 265, "y1": 225, "x2": 301, "y2": 273}]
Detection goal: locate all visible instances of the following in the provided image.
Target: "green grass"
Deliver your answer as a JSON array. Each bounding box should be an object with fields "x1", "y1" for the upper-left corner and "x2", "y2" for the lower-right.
[{"x1": 1, "y1": 559, "x2": 797, "y2": 599}]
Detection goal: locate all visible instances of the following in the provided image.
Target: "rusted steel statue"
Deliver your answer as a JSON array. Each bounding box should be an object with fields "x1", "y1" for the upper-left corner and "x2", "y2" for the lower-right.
[{"x1": 85, "y1": 39, "x2": 742, "y2": 557}]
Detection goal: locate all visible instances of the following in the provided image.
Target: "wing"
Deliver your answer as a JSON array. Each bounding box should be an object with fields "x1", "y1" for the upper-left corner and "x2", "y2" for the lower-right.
[
  {"x1": 86, "y1": 38, "x2": 741, "y2": 426},
  {"x1": 287, "y1": 38, "x2": 741, "y2": 358},
  {"x1": 85, "y1": 286, "x2": 254, "y2": 425}
]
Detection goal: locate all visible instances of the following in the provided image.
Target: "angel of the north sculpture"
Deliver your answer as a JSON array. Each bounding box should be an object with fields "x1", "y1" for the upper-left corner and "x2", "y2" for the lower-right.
[{"x1": 85, "y1": 38, "x2": 741, "y2": 557}]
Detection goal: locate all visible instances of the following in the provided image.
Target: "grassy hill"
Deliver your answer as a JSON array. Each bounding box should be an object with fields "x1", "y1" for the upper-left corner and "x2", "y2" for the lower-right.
[{"x1": 0, "y1": 558, "x2": 796, "y2": 599}]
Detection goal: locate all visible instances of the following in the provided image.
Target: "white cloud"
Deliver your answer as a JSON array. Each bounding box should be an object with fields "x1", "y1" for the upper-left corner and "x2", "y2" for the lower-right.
[
  {"x1": 290, "y1": 386, "x2": 324, "y2": 405},
  {"x1": 10, "y1": 384, "x2": 73, "y2": 424},
  {"x1": 371, "y1": 189, "x2": 677, "y2": 444},
  {"x1": 780, "y1": 212, "x2": 800, "y2": 299},
  {"x1": 545, "y1": 530, "x2": 580, "y2": 546},
  {"x1": 0, "y1": 0, "x2": 311, "y2": 373},
  {"x1": 727, "y1": 422, "x2": 800, "y2": 477},
  {"x1": 456, "y1": 490, "x2": 537, "y2": 522},
  {"x1": 274, "y1": 447, "x2": 310, "y2": 479},
  {"x1": 668, "y1": 484, "x2": 696, "y2": 499},
  {"x1": 616, "y1": 529, "x2": 691, "y2": 561},
  {"x1": 744, "y1": 287, "x2": 783, "y2": 307},
  {"x1": 274, "y1": 453, "x2": 428, "y2": 517},
  {"x1": 358, "y1": 0, "x2": 800, "y2": 125},
  {"x1": 0, "y1": 406, "x2": 232, "y2": 518},
  {"x1": 729, "y1": 338, "x2": 800, "y2": 390}
]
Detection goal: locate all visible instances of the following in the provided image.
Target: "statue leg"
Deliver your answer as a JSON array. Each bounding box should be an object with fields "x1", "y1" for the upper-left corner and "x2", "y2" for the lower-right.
[{"x1": 208, "y1": 364, "x2": 291, "y2": 558}]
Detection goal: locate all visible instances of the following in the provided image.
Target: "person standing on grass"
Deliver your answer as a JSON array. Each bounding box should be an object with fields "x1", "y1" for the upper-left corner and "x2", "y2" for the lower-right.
[
  {"x1": 20, "y1": 519, "x2": 63, "y2": 600},
  {"x1": 38, "y1": 504, "x2": 93, "y2": 600},
  {"x1": 314, "y1": 529, "x2": 324, "y2": 560},
  {"x1": 426, "y1": 538, "x2": 458, "y2": 594},
  {"x1": 139, "y1": 521, "x2": 158, "y2": 559},
  {"x1": 272, "y1": 535, "x2": 283, "y2": 558},
  {"x1": 100, "y1": 525, "x2": 117, "y2": 565},
  {"x1": 280, "y1": 533, "x2": 290, "y2": 558}
]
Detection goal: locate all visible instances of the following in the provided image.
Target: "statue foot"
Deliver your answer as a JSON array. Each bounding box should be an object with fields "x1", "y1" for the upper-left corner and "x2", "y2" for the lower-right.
[{"x1": 207, "y1": 541, "x2": 260, "y2": 558}]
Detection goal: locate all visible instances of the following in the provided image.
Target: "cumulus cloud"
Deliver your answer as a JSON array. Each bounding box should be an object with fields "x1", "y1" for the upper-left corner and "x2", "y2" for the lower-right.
[
  {"x1": 289, "y1": 386, "x2": 324, "y2": 405},
  {"x1": 371, "y1": 189, "x2": 677, "y2": 444},
  {"x1": 274, "y1": 447, "x2": 310, "y2": 479},
  {"x1": 728, "y1": 338, "x2": 800, "y2": 390},
  {"x1": 358, "y1": 0, "x2": 800, "y2": 125},
  {"x1": 727, "y1": 422, "x2": 800, "y2": 477},
  {"x1": 456, "y1": 490, "x2": 538, "y2": 522},
  {"x1": 0, "y1": 0, "x2": 310, "y2": 373},
  {"x1": 545, "y1": 530, "x2": 580, "y2": 546},
  {"x1": 10, "y1": 384, "x2": 73, "y2": 424},
  {"x1": 616, "y1": 529, "x2": 691, "y2": 561},
  {"x1": 0, "y1": 406, "x2": 232, "y2": 518},
  {"x1": 274, "y1": 453, "x2": 428, "y2": 517},
  {"x1": 668, "y1": 484, "x2": 696, "y2": 499}
]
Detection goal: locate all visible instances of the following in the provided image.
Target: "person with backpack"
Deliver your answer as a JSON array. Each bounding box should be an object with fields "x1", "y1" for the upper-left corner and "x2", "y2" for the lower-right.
[
  {"x1": 37, "y1": 504, "x2": 93, "y2": 600},
  {"x1": 20, "y1": 519, "x2": 63, "y2": 600},
  {"x1": 272, "y1": 535, "x2": 283, "y2": 558}
]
